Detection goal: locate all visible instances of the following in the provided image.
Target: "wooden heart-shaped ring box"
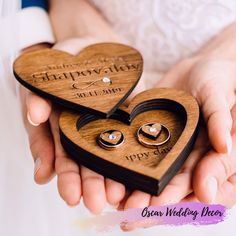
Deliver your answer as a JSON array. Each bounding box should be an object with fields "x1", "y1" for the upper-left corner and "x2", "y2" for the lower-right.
[{"x1": 13, "y1": 43, "x2": 200, "y2": 195}]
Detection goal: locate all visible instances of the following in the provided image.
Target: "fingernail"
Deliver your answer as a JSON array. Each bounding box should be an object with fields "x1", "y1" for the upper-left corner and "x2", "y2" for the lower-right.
[
  {"x1": 226, "y1": 133, "x2": 232, "y2": 155},
  {"x1": 120, "y1": 221, "x2": 129, "y2": 230},
  {"x1": 34, "y1": 158, "x2": 41, "y2": 176},
  {"x1": 66, "y1": 203, "x2": 77, "y2": 208},
  {"x1": 110, "y1": 203, "x2": 119, "y2": 209},
  {"x1": 206, "y1": 177, "x2": 217, "y2": 203},
  {"x1": 27, "y1": 112, "x2": 40, "y2": 126}
]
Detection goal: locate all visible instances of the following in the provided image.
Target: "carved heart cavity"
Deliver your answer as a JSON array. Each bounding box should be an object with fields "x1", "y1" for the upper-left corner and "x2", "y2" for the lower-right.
[{"x1": 59, "y1": 88, "x2": 200, "y2": 195}]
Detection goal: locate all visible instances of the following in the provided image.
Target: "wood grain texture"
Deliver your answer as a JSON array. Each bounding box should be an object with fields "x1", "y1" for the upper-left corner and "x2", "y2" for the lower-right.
[
  {"x1": 59, "y1": 88, "x2": 200, "y2": 195},
  {"x1": 13, "y1": 43, "x2": 143, "y2": 117}
]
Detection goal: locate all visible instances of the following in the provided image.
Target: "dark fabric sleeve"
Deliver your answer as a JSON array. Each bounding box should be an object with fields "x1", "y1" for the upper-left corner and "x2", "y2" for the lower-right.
[{"x1": 21, "y1": 0, "x2": 48, "y2": 11}]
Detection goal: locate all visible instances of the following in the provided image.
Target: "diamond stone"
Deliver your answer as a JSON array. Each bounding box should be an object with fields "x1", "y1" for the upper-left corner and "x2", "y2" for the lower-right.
[
  {"x1": 149, "y1": 127, "x2": 157, "y2": 133},
  {"x1": 108, "y1": 134, "x2": 116, "y2": 140},
  {"x1": 102, "y1": 77, "x2": 111, "y2": 83}
]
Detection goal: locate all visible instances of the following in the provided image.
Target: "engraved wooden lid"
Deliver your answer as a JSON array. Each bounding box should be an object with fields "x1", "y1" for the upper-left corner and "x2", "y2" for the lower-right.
[{"x1": 13, "y1": 43, "x2": 143, "y2": 117}]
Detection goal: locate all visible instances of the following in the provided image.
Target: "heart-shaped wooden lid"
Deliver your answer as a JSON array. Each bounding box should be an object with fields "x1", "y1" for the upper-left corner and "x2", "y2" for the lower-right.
[{"x1": 13, "y1": 43, "x2": 143, "y2": 117}]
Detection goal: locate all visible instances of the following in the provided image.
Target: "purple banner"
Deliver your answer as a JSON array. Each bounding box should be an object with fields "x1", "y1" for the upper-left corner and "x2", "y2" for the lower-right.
[{"x1": 76, "y1": 202, "x2": 226, "y2": 232}]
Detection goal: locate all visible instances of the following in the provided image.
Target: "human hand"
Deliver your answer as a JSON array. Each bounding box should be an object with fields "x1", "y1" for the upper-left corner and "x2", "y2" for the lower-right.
[
  {"x1": 20, "y1": 38, "x2": 138, "y2": 213},
  {"x1": 156, "y1": 54, "x2": 236, "y2": 204},
  {"x1": 120, "y1": 104, "x2": 236, "y2": 231},
  {"x1": 39, "y1": 0, "x2": 149, "y2": 213},
  {"x1": 13, "y1": 0, "x2": 134, "y2": 214},
  {"x1": 119, "y1": 41, "x2": 236, "y2": 230}
]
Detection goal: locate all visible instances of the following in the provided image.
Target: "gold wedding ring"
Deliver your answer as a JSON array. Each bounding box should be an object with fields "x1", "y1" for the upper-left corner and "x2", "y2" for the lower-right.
[
  {"x1": 98, "y1": 129, "x2": 124, "y2": 150},
  {"x1": 137, "y1": 122, "x2": 171, "y2": 148}
]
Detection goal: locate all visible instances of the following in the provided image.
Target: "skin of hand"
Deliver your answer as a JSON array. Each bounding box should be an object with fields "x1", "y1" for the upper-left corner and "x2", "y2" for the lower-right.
[
  {"x1": 119, "y1": 60, "x2": 236, "y2": 231},
  {"x1": 120, "y1": 105, "x2": 236, "y2": 231},
  {"x1": 20, "y1": 0, "x2": 236, "y2": 224},
  {"x1": 119, "y1": 22, "x2": 236, "y2": 231},
  {"x1": 19, "y1": 0, "x2": 147, "y2": 214},
  {"x1": 20, "y1": 43, "x2": 127, "y2": 213}
]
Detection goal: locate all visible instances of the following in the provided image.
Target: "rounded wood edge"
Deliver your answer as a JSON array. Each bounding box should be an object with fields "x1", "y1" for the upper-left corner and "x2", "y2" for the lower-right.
[
  {"x1": 59, "y1": 88, "x2": 200, "y2": 181},
  {"x1": 129, "y1": 88, "x2": 199, "y2": 178}
]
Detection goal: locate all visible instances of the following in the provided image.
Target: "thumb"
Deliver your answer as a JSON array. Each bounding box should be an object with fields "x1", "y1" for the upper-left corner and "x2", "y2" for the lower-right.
[
  {"x1": 124, "y1": 79, "x2": 146, "y2": 106},
  {"x1": 193, "y1": 105, "x2": 236, "y2": 203},
  {"x1": 25, "y1": 37, "x2": 101, "y2": 125},
  {"x1": 193, "y1": 142, "x2": 236, "y2": 203},
  {"x1": 190, "y1": 60, "x2": 236, "y2": 154},
  {"x1": 200, "y1": 83, "x2": 233, "y2": 154},
  {"x1": 53, "y1": 36, "x2": 104, "y2": 55},
  {"x1": 26, "y1": 92, "x2": 52, "y2": 126}
]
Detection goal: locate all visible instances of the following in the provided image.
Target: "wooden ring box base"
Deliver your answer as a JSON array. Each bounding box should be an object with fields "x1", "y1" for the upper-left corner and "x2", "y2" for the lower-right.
[{"x1": 59, "y1": 88, "x2": 199, "y2": 195}]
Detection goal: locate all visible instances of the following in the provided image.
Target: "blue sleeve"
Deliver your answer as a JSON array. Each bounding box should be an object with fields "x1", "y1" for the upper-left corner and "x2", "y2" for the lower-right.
[{"x1": 21, "y1": 0, "x2": 48, "y2": 11}]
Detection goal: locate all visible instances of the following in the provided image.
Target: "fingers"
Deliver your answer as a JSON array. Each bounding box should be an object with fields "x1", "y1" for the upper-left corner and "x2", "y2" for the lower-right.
[
  {"x1": 193, "y1": 105, "x2": 236, "y2": 205},
  {"x1": 120, "y1": 154, "x2": 198, "y2": 232},
  {"x1": 120, "y1": 171, "x2": 192, "y2": 232},
  {"x1": 26, "y1": 92, "x2": 52, "y2": 126},
  {"x1": 189, "y1": 60, "x2": 236, "y2": 154},
  {"x1": 50, "y1": 110, "x2": 81, "y2": 206},
  {"x1": 56, "y1": 153, "x2": 81, "y2": 206},
  {"x1": 181, "y1": 193, "x2": 199, "y2": 203},
  {"x1": 193, "y1": 171, "x2": 236, "y2": 208},
  {"x1": 124, "y1": 79, "x2": 147, "y2": 105},
  {"x1": 121, "y1": 219, "x2": 156, "y2": 232},
  {"x1": 200, "y1": 83, "x2": 233, "y2": 154},
  {"x1": 105, "y1": 178, "x2": 126, "y2": 206},
  {"x1": 120, "y1": 131, "x2": 207, "y2": 233},
  {"x1": 81, "y1": 166, "x2": 106, "y2": 214},
  {"x1": 121, "y1": 130, "x2": 206, "y2": 211},
  {"x1": 150, "y1": 129, "x2": 207, "y2": 205},
  {"x1": 53, "y1": 37, "x2": 101, "y2": 55},
  {"x1": 150, "y1": 173, "x2": 192, "y2": 206},
  {"x1": 117, "y1": 191, "x2": 131, "y2": 211},
  {"x1": 214, "y1": 173, "x2": 236, "y2": 207},
  {"x1": 27, "y1": 122, "x2": 55, "y2": 184},
  {"x1": 20, "y1": 87, "x2": 54, "y2": 184},
  {"x1": 120, "y1": 191, "x2": 151, "y2": 232},
  {"x1": 123, "y1": 191, "x2": 151, "y2": 210},
  {"x1": 159, "y1": 58, "x2": 236, "y2": 155},
  {"x1": 156, "y1": 58, "x2": 196, "y2": 89},
  {"x1": 120, "y1": 140, "x2": 206, "y2": 232},
  {"x1": 120, "y1": 170, "x2": 193, "y2": 210},
  {"x1": 193, "y1": 145, "x2": 236, "y2": 204}
]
